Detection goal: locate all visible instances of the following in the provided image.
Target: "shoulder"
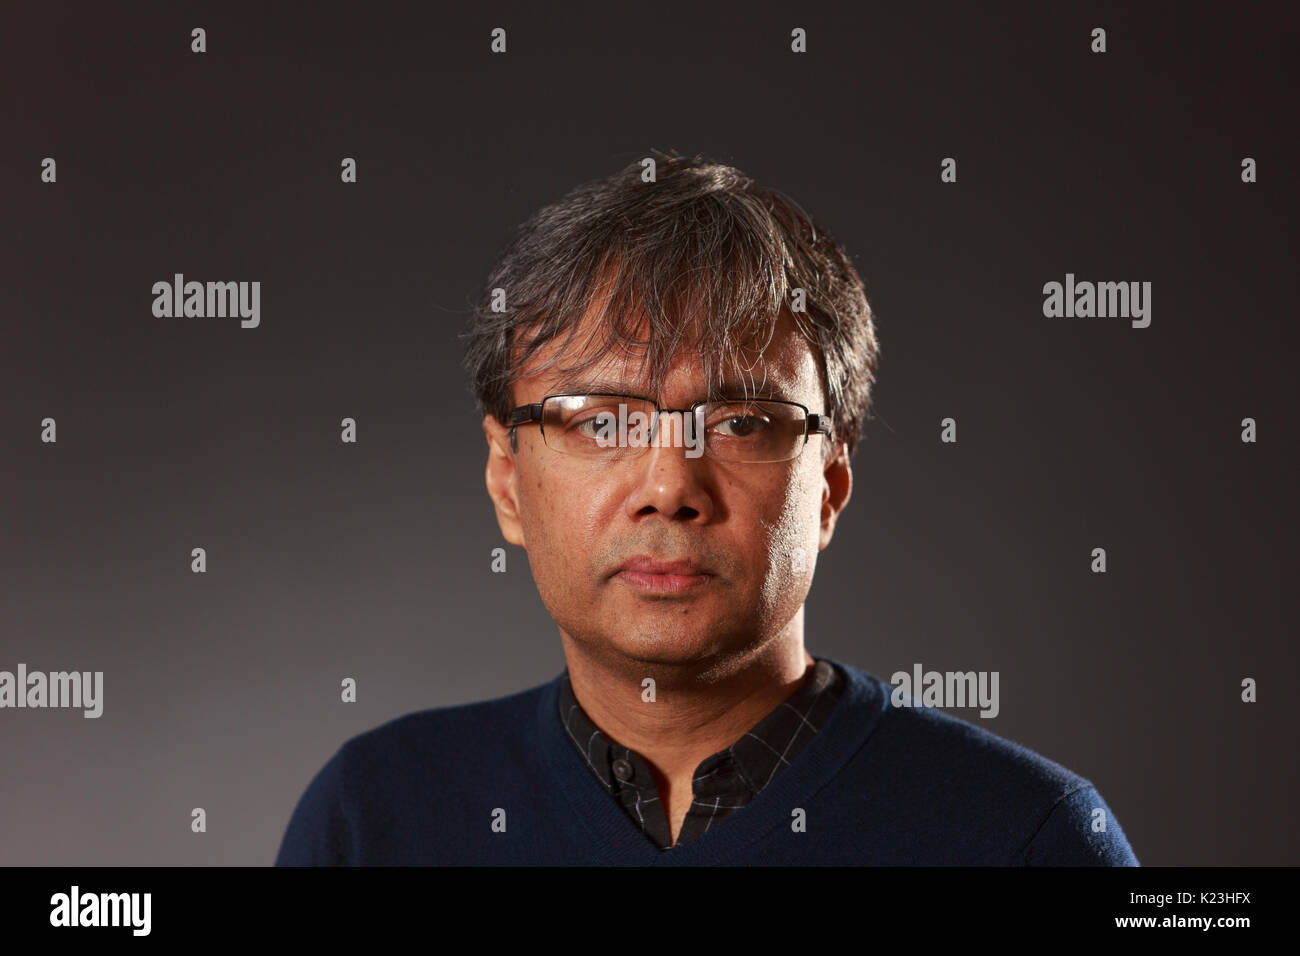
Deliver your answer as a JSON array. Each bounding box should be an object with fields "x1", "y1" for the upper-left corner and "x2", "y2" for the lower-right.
[
  {"x1": 831, "y1": 663, "x2": 1139, "y2": 865},
  {"x1": 274, "y1": 679, "x2": 554, "y2": 865},
  {"x1": 833, "y1": 662, "x2": 1086, "y2": 794},
  {"x1": 336, "y1": 680, "x2": 548, "y2": 770}
]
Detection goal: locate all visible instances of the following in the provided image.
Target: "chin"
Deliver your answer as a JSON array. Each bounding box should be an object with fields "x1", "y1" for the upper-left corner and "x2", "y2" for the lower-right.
[{"x1": 602, "y1": 626, "x2": 754, "y2": 672}]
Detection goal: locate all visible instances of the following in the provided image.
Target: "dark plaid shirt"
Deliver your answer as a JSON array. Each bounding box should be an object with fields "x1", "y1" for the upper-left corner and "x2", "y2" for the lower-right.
[{"x1": 557, "y1": 658, "x2": 844, "y2": 849}]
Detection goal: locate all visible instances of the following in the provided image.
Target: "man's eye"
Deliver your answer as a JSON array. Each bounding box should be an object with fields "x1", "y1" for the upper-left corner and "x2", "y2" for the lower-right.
[
  {"x1": 570, "y1": 412, "x2": 616, "y2": 438},
  {"x1": 712, "y1": 415, "x2": 769, "y2": 438}
]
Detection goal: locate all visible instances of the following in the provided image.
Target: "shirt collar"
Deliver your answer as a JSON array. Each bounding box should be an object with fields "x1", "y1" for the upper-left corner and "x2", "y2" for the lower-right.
[{"x1": 556, "y1": 658, "x2": 844, "y2": 847}]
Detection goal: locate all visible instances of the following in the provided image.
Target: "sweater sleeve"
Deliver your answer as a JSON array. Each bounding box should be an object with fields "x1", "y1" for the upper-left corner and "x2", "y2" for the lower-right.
[
  {"x1": 274, "y1": 746, "x2": 355, "y2": 866},
  {"x1": 1018, "y1": 783, "x2": 1139, "y2": 866}
]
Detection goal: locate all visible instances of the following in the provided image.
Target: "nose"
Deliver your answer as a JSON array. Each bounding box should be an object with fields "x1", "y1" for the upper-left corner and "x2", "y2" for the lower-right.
[{"x1": 623, "y1": 437, "x2": 716, "y2": 523}]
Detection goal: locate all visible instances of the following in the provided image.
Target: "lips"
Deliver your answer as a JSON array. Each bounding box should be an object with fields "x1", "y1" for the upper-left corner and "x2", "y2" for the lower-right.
[
  {"x1": 617, "y1": 556, "x2": 708, "y2": 575},
  {"x1": 614, "y1": 555, "x2": 713, "y2": 595}
]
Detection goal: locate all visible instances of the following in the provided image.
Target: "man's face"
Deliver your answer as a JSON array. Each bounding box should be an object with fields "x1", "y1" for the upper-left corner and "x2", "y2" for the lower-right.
[{"x1": 482, "y1": 308, "x2": 852, "y2": 679}]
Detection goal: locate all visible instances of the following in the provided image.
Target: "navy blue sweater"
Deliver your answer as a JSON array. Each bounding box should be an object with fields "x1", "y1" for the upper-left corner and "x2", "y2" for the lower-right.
[{"x1": 275, "y1": 658, "x2": 1139, "y2": 865}]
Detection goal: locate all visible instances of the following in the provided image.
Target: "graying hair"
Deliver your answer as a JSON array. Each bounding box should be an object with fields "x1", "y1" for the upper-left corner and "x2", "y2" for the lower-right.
[{"x1": 461, "y1": 151, "x2": 881, "y2": 457}]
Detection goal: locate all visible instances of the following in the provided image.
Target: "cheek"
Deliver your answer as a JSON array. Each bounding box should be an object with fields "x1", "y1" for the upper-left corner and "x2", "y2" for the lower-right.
[
  {"x1": 517, "y1": 462, "x2": 617, "y2": 576},
  {"x1": 754, "y1": 466, "x2": 823, "y2": 596},
  {"x1": 516, "y1": 467, "x2": 581, "y2": 617}
]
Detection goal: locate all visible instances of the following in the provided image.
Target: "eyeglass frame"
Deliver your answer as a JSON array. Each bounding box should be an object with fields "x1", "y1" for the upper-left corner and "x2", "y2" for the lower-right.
[{"x1": 507, "y1": 391, "x2": 832, "y2": 462}]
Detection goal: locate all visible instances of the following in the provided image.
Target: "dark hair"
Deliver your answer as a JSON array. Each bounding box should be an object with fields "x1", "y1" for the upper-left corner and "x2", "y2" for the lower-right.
[{"x1": 461, "y1": 151, "x2": 881, "y2": 457}]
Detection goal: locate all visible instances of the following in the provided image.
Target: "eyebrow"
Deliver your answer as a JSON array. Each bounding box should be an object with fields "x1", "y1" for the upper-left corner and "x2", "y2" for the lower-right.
[{"x1": 547, "y1": 376, "x2": 794, "y2": 404}]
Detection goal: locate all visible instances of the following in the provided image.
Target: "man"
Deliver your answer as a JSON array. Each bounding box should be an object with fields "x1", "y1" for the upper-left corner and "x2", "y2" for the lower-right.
[{"x1": 275, "y1": 153, "x2": 1138, "y2": 865}]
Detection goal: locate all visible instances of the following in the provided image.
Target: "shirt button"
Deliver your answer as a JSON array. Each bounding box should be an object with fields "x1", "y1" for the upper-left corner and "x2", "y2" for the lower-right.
[{"x1": 612, "y1": 758, "x2": 634, "y2": 782}]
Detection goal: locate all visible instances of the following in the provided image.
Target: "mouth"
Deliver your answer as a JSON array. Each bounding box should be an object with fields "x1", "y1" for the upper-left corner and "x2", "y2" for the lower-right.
[{"x1": 613, "y1": 557, "x2": 714, "y2": 595}]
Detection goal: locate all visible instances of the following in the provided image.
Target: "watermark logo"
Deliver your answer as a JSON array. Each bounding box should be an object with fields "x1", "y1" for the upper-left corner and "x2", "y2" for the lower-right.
[
  {"x1": 0, "y1": 664, "x2": 102, "y2": 718},
  {"x1": 1042, "y1": 273, "x2": 1151, "y2": 328},
  {"x1": 591, "y1": 404, "x2": 704, "y2": 458},
  {"x1": 50, "y1": 886, "x2": 150, "y2": 936},
  {"x1": 890, "y1": 663, "x2": 999, "y2": 719},
  {"x1": 152, "y1": 273, "x2": 260, "y2": 328}
]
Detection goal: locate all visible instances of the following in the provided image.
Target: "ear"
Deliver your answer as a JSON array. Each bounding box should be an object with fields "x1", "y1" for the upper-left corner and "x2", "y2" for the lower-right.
[
  {"x1": 483, "y1": 414, "x2": 526, "y2": 547},
  {"x1": 819, "y1": 442, "x2": 852, "y2": 550}
]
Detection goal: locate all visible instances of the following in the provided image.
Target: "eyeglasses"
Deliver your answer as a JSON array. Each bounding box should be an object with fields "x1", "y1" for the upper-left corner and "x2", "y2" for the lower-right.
[{"x1": 508, "y1": 392, "x2": 832, "y2": 464}]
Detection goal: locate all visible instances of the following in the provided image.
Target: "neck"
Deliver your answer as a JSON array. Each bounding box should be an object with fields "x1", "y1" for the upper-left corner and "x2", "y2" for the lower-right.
[{"x1": 558, "y1": 610, "x2": 814, "y2": 815}]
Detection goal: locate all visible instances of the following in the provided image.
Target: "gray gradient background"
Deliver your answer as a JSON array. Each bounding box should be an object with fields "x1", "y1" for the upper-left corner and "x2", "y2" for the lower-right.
[{"x1": 2, "y1": 1, "x2": 1296, "y2": 866}]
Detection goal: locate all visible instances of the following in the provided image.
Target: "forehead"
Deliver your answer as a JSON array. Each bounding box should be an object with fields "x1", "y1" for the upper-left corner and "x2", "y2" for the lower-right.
[{"x1": 512, "y1": 306, "x2": 823, "y2": 405}]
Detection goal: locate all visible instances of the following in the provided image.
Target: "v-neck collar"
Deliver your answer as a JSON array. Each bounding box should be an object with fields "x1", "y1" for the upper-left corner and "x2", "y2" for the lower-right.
[{"x1": 536, "y1": 656, "x2": 886, "y2": 865}]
